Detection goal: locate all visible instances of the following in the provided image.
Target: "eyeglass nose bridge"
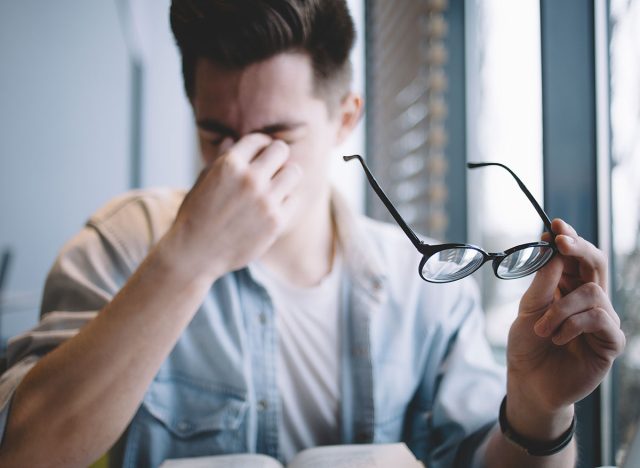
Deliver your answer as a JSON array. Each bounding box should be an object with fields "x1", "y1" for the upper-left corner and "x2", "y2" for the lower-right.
[
  {"x1": 487, "y1": 251, "x2": 510, "y2": 278},
  {"x1": 474, "y1": 250, "x2": 510, "y2": 279}
]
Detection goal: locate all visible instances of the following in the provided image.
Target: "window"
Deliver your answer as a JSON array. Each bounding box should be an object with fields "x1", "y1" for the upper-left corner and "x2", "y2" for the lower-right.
[
  {"x1": 364, "y1": 3, "x2": 632, "y2": 465},
  {"x1": 465, "y1": 0, "x2": 543, "y2": 360},
  {"x1": 610, "y1": 0, "x2": 640, "y2": 463}
]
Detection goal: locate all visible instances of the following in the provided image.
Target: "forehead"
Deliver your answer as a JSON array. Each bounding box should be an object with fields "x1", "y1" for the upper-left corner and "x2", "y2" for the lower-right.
[{"x1": 192, "y1": 53, "x2": 326, "y2": 130}]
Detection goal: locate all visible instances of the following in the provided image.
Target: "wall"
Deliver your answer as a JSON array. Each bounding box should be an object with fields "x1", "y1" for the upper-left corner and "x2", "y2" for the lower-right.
[
  {"x1": 0, "y1": 0, "x2": 196, "y2": 344},
  {"x1": 0, "y1": 0, "x2": 132, "y2": 342}
]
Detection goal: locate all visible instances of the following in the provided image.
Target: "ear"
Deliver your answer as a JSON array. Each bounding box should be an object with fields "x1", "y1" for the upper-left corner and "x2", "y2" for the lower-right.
[{"x1": 335, "y1": 92, "x2": 364, "y2": 145}]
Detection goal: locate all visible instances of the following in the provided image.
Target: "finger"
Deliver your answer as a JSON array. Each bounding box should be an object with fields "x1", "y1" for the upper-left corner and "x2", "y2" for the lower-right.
[
  {"x1": 534, "y1": 282, "x2": 616, "y2": 337},
  {"x1": 551, "y1": 307, "x2": 626, "y2": 355},
  {"x1": 271, "y1": 162, "x2": 302, "y2": 201},
  {"x1": 219, "y1": 137, "x2": 234, "y2": 154},
  {"x1": 519, "y1": 254, "x2": 564, "y2": 316},
  {"x1": 551, "y1": 218, "x2": 607, "y2": 286},
  {"x1": 251, "y1": 140, "x2": 290, "y2": 176},
  {"x1": 225, "y1": 133, "x2": 273, "y2": 165},
  {"x1": 278, "y1": 190, "x2": 300, "y2": 228}
]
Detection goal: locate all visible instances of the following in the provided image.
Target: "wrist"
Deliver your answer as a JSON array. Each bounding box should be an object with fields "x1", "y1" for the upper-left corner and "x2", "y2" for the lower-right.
[
  {"x1": 499, "y1": 395, "x2": 576, "y2": 456},
  {"x1": 506, "y1": 382, "x2": 575, "y2": 441},
  {"x1": 154, "y1": 227, "x2": 225, "y2": 287}
]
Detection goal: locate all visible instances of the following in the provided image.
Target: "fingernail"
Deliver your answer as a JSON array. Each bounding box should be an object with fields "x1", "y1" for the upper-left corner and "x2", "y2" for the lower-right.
[{"x1": 562, "y1": 235, "x2": 575, "y2": 244}]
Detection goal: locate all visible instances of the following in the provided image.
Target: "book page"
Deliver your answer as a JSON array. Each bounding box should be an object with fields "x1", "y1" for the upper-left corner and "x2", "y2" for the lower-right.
[
  {"x1": 288, "y1": 443, "x2": 424, "y2": 468},
  {"x1": 159, "y1": 453, "x2": 284, "y2": 468}
]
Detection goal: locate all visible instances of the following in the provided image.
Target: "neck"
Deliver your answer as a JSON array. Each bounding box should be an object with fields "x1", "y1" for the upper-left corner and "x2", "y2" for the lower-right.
[{"x1": 260, "y1": 189, "x2": 335, "y2": 288}]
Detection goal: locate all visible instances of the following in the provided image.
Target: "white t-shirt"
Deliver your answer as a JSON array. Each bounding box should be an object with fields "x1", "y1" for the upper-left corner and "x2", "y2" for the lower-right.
[{"x1": 249, "y1": 254, "x2": 343, "y2": 462}]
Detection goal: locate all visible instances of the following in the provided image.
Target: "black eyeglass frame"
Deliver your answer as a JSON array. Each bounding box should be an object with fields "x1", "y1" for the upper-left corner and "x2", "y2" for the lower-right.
[{"x1": 344, "y1": 155, "x2": 558, "y2": 283}]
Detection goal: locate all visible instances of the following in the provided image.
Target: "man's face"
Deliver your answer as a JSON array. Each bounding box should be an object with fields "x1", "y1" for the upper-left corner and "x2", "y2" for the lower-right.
[{"x1": 192, "y1": 53, "x2": 351, "y2": 219}]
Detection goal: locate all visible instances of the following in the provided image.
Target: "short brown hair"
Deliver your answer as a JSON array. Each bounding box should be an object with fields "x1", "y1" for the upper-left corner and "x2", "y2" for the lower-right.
[{"x1": 170, "y1": 0, "x2": 355, "y2": 105}]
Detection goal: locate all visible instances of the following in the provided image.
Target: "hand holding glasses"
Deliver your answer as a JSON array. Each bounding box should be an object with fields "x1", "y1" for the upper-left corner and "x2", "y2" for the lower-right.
[{"x1": 344, "y1": 155, "x2": 557, "y2": 283}]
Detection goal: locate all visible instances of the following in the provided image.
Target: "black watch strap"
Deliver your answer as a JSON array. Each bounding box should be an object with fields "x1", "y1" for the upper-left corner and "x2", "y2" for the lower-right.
[{"x1": 499, "y1": 396, "x2": 576, "y2": 457}]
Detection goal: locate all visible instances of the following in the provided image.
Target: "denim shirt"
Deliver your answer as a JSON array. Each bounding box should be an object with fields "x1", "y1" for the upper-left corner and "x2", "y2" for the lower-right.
[{"x1": 0, "y1": 188, "x2": 505, "y2": 468}]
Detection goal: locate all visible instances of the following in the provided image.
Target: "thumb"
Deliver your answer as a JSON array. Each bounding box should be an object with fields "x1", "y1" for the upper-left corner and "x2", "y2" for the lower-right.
[
  {"x1": 218, "y1": 137, "x2": 234, "y2": 155},
  {"x1": 519, "y1": 255, "x2": 563, "y2": 316}
]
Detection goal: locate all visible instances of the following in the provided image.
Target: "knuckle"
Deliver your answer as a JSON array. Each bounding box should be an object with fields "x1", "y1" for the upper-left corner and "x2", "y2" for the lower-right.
[
  {"x1": 587, "y1": 307, "x2": 603, "y2": 322},
  {"x1": 565, "y1": 314, "x2": 581, "y2": 330},
  {"x1": 263, "y1": 209, "x2": 280, "y2": 232},
  {"x1": 270, "y1": 139, "x2": 290, "y2": 153},
  {"x1": 265, "y1": 142, "x2": 290, "y2": 166},
  {"x1": 258, "y1": 196, "x2": 278, "y2": 222},
  {"x1": 620, "y1": 331, "x2": 627, "y2": 350},
  {"x1": 595, "y1": 248, "x2": 607, "y2": 266},
  {"x1": 222, "y1": 155, "x2": 242, "y2": 175},
  {"x1": 547, "y1": 304, "x2": 564, "y2": 324},
  {"x1": 582, "y1": 281, "x2": 602, "y2": 300},
  {"x1": 241, "y1": 171, "x2": 261, "y2": 193},
  {"x1": 612, "y1": 310, "x2": 621, "y2": 327}
]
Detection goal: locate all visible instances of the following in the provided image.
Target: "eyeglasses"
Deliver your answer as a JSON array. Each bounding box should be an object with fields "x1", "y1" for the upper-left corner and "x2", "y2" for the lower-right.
[{"x1": 344, "y1": 155, "x2": 557, "y2": 283}]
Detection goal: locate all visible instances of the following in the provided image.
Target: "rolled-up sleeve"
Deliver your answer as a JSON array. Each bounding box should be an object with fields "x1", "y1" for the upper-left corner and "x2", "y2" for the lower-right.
[
  {"x1": 0, "y1": 190, "x2": 179, "y2": 445},
  {"x1": 0, "y1": 225, "x2": 129, "y2": 442}
]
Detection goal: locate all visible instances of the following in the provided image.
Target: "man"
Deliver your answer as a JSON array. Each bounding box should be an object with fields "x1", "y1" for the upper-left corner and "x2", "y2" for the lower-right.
[{"x1": 0, "y1": 1, "x2": 625, "y2": 467}]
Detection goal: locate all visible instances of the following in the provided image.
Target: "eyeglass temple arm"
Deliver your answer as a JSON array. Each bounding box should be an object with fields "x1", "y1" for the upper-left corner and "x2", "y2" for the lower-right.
[
  {"x1": 467, "y1": 162, "x2": 556, "y2": 236},
  {"x1": 344, "y1": 155, "x2": 423, "y2": 249}
]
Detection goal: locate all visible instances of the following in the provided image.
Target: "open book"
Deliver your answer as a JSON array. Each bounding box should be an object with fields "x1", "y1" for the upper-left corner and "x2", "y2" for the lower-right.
[{"x1": 159, "y1": 443, "x2": 424, "y2": 468}]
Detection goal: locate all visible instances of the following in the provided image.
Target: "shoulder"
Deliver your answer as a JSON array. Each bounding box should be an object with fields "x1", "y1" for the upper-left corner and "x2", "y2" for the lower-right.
[
  {"x1": 356, "y1": 214, "x2": 416, "y2": 252},
  {"x1": 89, "y1": 187, "x2": 185, "y2": 230},
  {"x1": 355, "y1": 215, "x2": 481, "y2": 323},
  {"x1": 86, "y1": 187, "x2": 186, "y2": 267}
]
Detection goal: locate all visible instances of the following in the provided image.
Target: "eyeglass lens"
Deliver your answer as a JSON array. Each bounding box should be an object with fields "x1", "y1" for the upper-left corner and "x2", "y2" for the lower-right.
[
  {"x1": 495, "y1": 245, "x2": 555, "y2": 279},
  {"x1": 420, "y1": 244, "x2": 555, "y2": 282},
  {"x1": 421, "y1": 248, "x2": 484, "y2": 282}
]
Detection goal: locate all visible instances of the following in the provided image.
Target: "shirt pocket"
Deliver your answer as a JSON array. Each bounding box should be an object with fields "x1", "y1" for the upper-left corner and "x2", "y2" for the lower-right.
[{"x1": 123, "y1": 375, "x2": 249, "y2": 467}]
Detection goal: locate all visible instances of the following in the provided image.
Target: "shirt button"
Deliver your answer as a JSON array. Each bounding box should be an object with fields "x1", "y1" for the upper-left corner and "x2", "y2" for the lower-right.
[
  {"x1": 259, "y1": 313, "x2": 267, "y2": 325},
  {"x1": 257, "y1": 399, "x2": 269, "y2": 411}
]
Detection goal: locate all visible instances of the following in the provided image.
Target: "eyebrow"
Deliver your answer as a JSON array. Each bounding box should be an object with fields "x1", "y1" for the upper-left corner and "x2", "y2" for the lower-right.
[{"x1": 196, "y1": 119, "x2": 306, "y2": 137}]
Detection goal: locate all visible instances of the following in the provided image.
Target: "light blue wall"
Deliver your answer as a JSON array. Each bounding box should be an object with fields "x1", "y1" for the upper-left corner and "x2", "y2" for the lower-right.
[{"x1": 0, "y1": 1, "x2": 131, "y2": 338}]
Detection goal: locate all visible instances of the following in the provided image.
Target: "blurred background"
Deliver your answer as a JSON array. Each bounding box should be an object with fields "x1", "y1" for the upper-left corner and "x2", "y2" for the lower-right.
[{"x1": 0, "y1": 1, "x2": 638, "y2": 467}]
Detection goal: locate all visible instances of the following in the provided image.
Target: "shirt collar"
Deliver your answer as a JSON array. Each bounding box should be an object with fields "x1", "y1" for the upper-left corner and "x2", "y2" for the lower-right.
[{"x1": 330, "y1": 189, "x2": 388, "y2": 300}]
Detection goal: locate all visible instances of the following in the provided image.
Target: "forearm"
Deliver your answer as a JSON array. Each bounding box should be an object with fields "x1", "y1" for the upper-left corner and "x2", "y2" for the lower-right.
[{"x1": 0, "y1": 233, "x2": 217, "y2": 467}]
